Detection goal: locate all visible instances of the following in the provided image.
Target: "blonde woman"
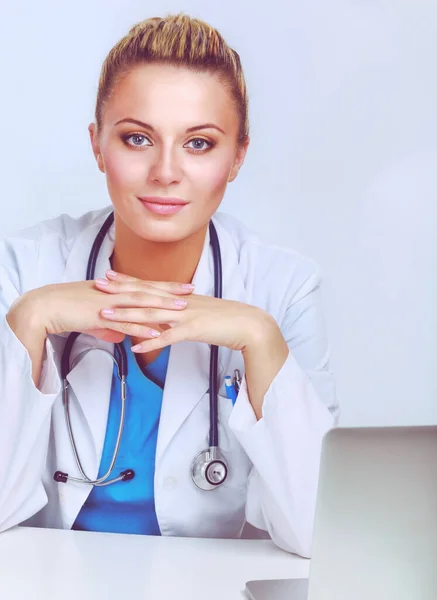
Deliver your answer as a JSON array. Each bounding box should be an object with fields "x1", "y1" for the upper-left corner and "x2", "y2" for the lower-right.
[{"x1": 0, "y1": 13, "x2": 338, "y2": 556}]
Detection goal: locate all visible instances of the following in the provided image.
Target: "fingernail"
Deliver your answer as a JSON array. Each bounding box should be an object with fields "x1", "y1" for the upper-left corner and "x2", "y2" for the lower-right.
[
  {"x1": 95, "y1": 278, "x2": 109, "y2": 286},
  {"x1": 101, "y1": 308, "x2": 114, "y2": 315},
  {"x1": 149, "y1": 329, "x2": 161, "y2": 337},
  {"x1": 131, "y1": 344, "x2": 142, "y2": 352},
  {"x1": 106, "y1": 270, "x2": 117, "y2": 278},
  {"x1": 173, "y1": 299, "x2": 187, "y2": 307},
  {"x1": 181, "y1": 283, "x2": 195, "y2": 290}
]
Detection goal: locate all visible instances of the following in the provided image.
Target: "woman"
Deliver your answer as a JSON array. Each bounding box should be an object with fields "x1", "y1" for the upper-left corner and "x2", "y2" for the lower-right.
[{"x1": 0, "y1": 13, "x2": 338, "y2": 557}]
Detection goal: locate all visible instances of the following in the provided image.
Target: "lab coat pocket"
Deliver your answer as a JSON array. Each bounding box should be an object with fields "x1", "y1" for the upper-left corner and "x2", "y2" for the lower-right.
[{"x1": 217, "y1": 393, "x2": 252, "y2": 491}]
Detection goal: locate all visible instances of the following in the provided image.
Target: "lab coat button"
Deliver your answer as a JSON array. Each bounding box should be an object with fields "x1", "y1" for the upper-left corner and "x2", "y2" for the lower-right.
[{"x1": 163, "y1": 476, "x2": 177, "y2": 490}]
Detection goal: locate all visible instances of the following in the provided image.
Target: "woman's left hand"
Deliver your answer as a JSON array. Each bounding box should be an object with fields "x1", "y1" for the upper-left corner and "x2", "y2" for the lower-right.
[{"x1": 95, "y1": 269, "x2": 278, "y2": 354}]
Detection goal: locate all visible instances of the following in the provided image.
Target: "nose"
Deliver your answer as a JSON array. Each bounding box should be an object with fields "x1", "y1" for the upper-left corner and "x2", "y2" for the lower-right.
[{"x1": 148, "y1": 145, "x2": 183, "y2": 187}]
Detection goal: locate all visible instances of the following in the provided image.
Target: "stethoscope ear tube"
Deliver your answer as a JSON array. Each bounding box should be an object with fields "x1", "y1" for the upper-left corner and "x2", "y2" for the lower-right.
[{"x1": 53, "y1": 468, "x2": 135, "y2": 485}]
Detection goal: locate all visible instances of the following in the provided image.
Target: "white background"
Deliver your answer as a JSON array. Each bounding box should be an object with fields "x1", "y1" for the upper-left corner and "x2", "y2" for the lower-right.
[{"x1": 1, "y1": 0, "x2": 436, "y2": 427}]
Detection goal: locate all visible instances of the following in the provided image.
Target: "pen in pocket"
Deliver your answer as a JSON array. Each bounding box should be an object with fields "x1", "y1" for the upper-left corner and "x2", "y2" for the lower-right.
[
  {"x1": 224, "y1": 376, "x2": 238, "y2": 405},
  {"x1": 233, "y1": 369, "x2": 242, "y2": 393}
]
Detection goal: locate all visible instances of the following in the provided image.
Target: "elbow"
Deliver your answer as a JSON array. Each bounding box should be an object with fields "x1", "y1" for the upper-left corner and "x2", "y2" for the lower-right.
[
  {"x1": 267, "y1": 515, "x2": 315, "y2": 558},
  {"x1": 0, "y1": 484, "x2": 48, "y2": 534},
  {"x1": 270, "y1": 528, "x2": 313, "y2": 558}
]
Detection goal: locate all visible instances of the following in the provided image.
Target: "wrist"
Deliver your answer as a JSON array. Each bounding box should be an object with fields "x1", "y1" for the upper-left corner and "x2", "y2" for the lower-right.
[
  {"x1": 241, "y1": 310, "x2": 282, "y2": 353},
  {"x1": 6, "y1": 293, "x2": 50, "y2": 389},
  {"x1": 241, "y1": 313, "x2": 289, "y2": 420}
]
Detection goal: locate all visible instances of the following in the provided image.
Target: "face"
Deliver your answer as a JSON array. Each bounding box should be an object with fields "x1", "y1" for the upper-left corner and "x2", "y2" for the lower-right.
[{"x1": 89, "y1": 63, "x2": 249, "y2": 243}]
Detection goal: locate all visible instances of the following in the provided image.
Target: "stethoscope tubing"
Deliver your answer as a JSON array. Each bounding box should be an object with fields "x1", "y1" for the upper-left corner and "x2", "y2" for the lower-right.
[{"x1": 56, "y1": 212, "x2": 223, "y2": 487}]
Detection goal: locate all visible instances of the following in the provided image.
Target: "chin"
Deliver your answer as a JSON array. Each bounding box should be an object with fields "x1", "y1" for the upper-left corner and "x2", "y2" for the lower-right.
[{"x1": 131, "y1": 221, "x2": 193, "y2": 243}]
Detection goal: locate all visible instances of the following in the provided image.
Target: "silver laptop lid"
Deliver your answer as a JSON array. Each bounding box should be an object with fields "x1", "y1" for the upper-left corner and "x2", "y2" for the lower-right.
[
  {"x1": 307, "y1": 425, "x2": 437, "y2": 600},
  {"x1": 245, "y1": 578, "x2": 308, "y2": 600}
]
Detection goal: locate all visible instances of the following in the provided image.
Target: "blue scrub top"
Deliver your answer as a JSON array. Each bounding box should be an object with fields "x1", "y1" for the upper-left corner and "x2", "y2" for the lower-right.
[{"x1": 72, "y1": 338, "x2": 170, "y2": 535}]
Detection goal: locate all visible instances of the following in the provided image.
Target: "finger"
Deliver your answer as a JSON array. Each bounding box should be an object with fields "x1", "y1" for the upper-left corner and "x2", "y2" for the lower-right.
[
  {"x1": 85, "y1": 328, "x2": 126, "y2": 343},
  {"x1": 100, "y1": 321, "x2": 163, "y2": 340},
  {"x1": 95, "y1": 279, "x2": 174, "y2": 298},
  {"x1": 99, "y1": 291, "x2": 189, "y2": 312},
  {"x1": 104, "y1": 270, "x2": 195, "y2": 295},
  {"x1": 100, "y1": 306, "x2": 185, "y2": 325},
  {"x1": 130, "y1": 324, "x2": 192, "y2": 353},
  {"x1": 95, "y1": 278, "x2": 193, "y2": 298}
]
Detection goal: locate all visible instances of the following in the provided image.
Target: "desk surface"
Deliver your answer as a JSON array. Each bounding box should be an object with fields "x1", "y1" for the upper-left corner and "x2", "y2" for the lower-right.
[{"x1": 0, "y1": 526, "x2": 309, "y2": 599}]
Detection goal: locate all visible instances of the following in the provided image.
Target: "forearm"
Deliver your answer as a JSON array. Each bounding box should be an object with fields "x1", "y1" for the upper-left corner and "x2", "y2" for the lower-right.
[
  {"x1": 242, "y1": 314, "x2": 289, "y2": 420},
  {"x1": 6, "y1": 298, "x2": 48, "y2": 388},
  {"x1": 0, "y1": 308, "x2": 58, "y2": 532}
]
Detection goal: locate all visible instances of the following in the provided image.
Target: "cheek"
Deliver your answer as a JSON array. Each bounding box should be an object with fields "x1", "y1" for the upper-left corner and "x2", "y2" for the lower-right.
[
  {"x1": 192, "y1": 158, "x2": 231, "y2": 199},
  {"x1": 104, "y1": 148, "x2": 145, "y2": 191}
]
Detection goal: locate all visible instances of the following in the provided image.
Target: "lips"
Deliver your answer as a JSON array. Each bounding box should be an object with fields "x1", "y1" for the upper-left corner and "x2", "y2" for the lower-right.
[
  {"x1": 138, "y1": 196, "x2": 188, "y2": 216},
  {"x1": 138, "y1": 196, "x2": 188, "y2": 205}
]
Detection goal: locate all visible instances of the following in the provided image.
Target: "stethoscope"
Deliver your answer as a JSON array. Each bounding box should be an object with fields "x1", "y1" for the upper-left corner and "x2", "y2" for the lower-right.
[{"x1": 54, "y1": 211, "x2": 228, "y2": 491}]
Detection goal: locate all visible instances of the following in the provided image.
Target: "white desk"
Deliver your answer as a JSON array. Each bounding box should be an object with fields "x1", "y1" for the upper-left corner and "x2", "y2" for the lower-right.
[{"x1": 0, "y1": 526, "x2": 309, "y2": 599}]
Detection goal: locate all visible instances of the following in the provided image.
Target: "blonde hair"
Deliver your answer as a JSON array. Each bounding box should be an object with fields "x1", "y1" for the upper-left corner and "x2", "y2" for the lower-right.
[{"x1": 95, "y1": 12, "x2": 249, "y2": 145}]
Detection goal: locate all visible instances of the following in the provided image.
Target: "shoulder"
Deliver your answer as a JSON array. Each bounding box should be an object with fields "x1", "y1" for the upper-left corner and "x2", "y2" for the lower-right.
[
  {"x1": 3, "y1": 205, "x2": 111, "y2": 246},
  {"x1": 0, "y1": 206, "x2": 111, "y2": 294},
  {"x1": 213, "y1": 211, "x2": 321, "y2": 303}
]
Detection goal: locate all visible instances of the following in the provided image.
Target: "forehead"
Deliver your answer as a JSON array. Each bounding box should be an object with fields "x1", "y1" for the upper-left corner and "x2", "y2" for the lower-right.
[{"x1": 104, "y1": 63, "x2": 237, "y2": 131}]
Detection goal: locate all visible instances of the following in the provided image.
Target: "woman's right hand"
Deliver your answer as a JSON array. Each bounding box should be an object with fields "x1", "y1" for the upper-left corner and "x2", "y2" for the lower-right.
[{"x1": 8, "y1": 278, "x2": 194, "y2": 344}]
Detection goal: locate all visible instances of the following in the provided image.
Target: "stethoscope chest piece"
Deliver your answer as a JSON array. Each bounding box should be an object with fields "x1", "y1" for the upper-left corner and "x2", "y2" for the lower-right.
[{"x1": 191, "y1": 447, "x2": 228, "y2": 491}]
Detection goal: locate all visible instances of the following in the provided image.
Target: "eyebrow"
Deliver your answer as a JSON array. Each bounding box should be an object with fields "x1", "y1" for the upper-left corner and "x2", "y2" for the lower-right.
[{"x1": 114, "y1": 118, "x2": 226, "y2": 135}]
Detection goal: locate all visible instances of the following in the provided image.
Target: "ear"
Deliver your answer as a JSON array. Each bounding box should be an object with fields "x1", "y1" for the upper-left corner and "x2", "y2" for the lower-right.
[
  {"x1": 88, "y1": 123, "x2": 105, "y2": 173},
  {"x1": 228, "y1": 136, "x2": 250, "y2": 183}
]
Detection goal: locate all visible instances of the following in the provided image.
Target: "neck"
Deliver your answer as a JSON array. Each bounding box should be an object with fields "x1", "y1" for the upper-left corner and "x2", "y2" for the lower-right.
[{"x1": 110, "y1": 215, "x2": 209, "y2": 284}]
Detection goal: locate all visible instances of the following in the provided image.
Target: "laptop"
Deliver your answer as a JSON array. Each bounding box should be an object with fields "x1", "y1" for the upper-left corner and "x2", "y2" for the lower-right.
[{"x1": 246, "y1": 425, "x2": 437, "y2": 600}]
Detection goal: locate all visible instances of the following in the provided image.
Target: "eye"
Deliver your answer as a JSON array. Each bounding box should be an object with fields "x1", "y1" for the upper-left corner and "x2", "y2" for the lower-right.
[
  {"x1": 185, "y1": 138, "x2": 215, "y2": 153},
  {"x1": 121, "y1": 133, "x2": 215, "y2": 153},
  {"x1": 122, "y1": 134, "x2": 151, "y2": 148}
]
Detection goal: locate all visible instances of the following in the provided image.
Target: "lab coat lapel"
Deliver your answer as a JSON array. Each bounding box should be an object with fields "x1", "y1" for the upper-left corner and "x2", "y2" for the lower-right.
[
  {"x1": 155, "y1": 227, "x2": 212, "y2": 465},
  {"x1": 155, "y1": 217, "x2": 249, "y2": 464},
  {"x1": 64, "y1": 336, "x2": 114, "y2": 473}
]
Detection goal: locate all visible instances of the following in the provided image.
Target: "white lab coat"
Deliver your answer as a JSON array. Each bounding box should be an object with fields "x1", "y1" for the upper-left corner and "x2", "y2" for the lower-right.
[{"x1": 0, "y1": 206, "x2": 338, "y2": 557}]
